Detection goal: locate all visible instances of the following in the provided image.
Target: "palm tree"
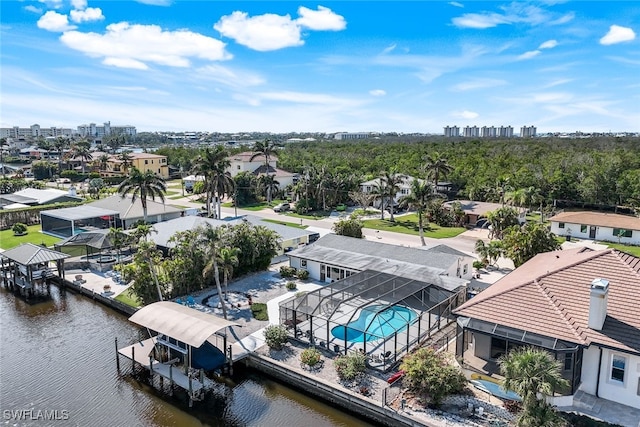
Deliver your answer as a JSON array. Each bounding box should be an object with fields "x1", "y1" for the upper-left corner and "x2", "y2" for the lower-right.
[
  {"x1": 106, "y1": 134, "x2": 125, "y2": 154},
  {"x1": 399, "y1": 179, "x2": 436, "y2": 246},
  {"x1": 117, "y1": 167, "x2": 167, "y2": 223},
  {"x1": 250, "y1": 139, "x2": 278, "y2": 203},
  {"x1": 199, "y1": 225, "x2": 228, "y2": 319},
  {"x1": 117, "y1": 150, "x2": 134, "y2": 174},
  {"x1": 52, "y1": 137, "x2": 70, "y2": 174},
  {"x1": 96, "y1": 153, "x2": 110, "y2": 173},
  {"x1": 380, "y1": 171, "x2": 403, "y2": 222},
  {"x1": 192, "y1": 146, "x2": 231, "y2": 218},
  {"x1": 70, "y1": 140, "x2": 93, "y2": 174},
  {"x1": 218, "y1": 247, "x2": 240, "y2": 300},
  {"x1": 258, "y1": 173, "x2": 280, "y2": 204},
  {"x1": 499, "y1": 347, "x2": 569, "y2": 426},
  {"x1": 423, "y1": 152, "x2": 453, "y2": 189}
]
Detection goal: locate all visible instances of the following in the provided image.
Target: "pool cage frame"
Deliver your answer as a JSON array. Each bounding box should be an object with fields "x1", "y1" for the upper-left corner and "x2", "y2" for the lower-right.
[{"x1": 279, "y1": 270, "x2": 467, "y2": 371}]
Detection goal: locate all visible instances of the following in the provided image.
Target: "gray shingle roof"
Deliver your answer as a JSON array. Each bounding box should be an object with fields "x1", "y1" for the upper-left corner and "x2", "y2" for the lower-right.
[
  {"x1": 40, "y1": 205, "x2": 120, "y2": 221},
  {"x1": 1, "y1": 243, "x2": 69, "y2": 265},
  {"x1": 87, "y1": 195, "x2": 181, "y2": 221}
]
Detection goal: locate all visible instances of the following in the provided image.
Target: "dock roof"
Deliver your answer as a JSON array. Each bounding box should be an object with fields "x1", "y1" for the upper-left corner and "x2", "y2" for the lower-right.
[
  {"x1": 1, "y1": 243, "x2": 69, "y2": 265},
  {"x1": 128, "y1": 301, "x2": 240, "y2": 348}
]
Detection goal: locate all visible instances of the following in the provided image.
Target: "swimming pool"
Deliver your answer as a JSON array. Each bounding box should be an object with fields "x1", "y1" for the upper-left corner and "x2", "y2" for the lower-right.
[{"x1": 331, "y1": 304, "x2": 417, "y2": 343}]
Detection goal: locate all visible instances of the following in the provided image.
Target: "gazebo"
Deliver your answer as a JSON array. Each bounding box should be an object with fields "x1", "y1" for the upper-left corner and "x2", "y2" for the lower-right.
[{"x1": 0, "y1": 243, "x2": 69, "y2": 299}]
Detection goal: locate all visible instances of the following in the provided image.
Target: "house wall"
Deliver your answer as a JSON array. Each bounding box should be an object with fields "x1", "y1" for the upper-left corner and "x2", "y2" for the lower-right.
[
  {"x1": 228, "y1": 159, "x2": 277, "y2": 177},
  {"x1": 132, "y1": 157, "x2": 169, "y2": 178},
  {"x1": 550, "y1": 221, "x2": 640, "y2": 245},
  {"x1": 472, "y1": 333, "x2": 492, "y2": 360},
  {"x1": 443, "y1": 255, "x2": 474, "y2": 280},
  {"x1": 581, "y1": 346, "x2": 640, "y2": 409}
]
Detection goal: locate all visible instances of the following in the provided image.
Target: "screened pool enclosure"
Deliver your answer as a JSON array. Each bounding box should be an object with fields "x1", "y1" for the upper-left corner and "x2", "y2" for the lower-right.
[{"x1": 279, "y1": 270, "x2": 467, "y2": 371}]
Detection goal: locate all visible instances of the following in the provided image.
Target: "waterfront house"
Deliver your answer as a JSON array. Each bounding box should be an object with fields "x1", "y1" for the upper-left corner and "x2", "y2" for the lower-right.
[
  {"x1": 287, "y1": 234, "x2": 475, "y2": 282},
  {"x1": 0, "y1": 188, "x2": 82, "y2": 209},
  {"x1": 454, "y1": 247, "x2": 640, "y2": 410},
  {"x1": 86, "y1": 194, "x2": 182, "y2": 229},
  {"x1": 549, "y1": 211, "x2": 640, "y2": 245}
]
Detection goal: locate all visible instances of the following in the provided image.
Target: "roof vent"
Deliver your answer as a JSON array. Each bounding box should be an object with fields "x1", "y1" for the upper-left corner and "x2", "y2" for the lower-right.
[{"x1": 588, "y1": 278, "x2": 609, "y2": 331}]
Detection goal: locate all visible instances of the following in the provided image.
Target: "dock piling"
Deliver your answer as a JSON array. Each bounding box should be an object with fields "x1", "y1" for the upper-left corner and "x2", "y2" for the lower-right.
[
  {"x1": 115, "y1": 337, "x2": 120, "y2": 372},
  {"x1": 131, "y1": 346, "x2": 135, "y2": 372}
]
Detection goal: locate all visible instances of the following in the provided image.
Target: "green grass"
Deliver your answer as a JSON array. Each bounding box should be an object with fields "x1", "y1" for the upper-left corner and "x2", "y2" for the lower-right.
[
  {"x1": 115, "y1": 288, "x2": 141, "y2": 308},
  {"x1": 362, "y1": 214, "x2": 466, "y2": 238},
  {"x1": 0, "y1": 225, "x2": 62, "y2": 250},
  {"x1": 285, "y1": 210, "x2": 331, "y2": 220},
  {"x1": 603, "y1": 242, "x2": 640, "y2": 257},
  {"x1": 261, "y1": 219, "x2": 308, "y2": 229},
  {"x1": 251, "y1": 302, "x2": 268, "y2": 321},
  {"x1": 168, "y1": 194, "x2": 187, "y2": 200}
]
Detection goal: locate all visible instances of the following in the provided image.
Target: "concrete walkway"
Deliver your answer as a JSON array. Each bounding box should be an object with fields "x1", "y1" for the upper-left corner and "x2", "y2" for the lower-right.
[{"x1": 557, "y1": 390, "x2": 640, "y2": 427}]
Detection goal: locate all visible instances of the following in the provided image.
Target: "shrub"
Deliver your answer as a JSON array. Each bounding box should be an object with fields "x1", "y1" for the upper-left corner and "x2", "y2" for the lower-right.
[
  {"x1": 334, "y1": 351, "x2": 367, "y2": 381},
  {"x1": 286, "y1": 281, "x2": 297, "y2": 291},
  {"x1": 250, "y1": 302, "x2": 268, "y2": 321},
  {"x1": 473, "y1": 260, "x2": 485, "y2": 270},
  {"x1": 296, "y1": 269, "x2": 309, "y2": 280},
  {"x1": 279, "y1": 266, "x2": 297, "y2": 278},
  {"x1": 300, "y1": 347, "x2": 322, "y2": 367},
  {"x1": 12, "y1": 223, "x2": 28, "y2": 235},
  {"x1": 263, "y1": 324, "x2": 289, "y2": 350},
  {"x1": 400, "y1": 348, "x2": 466, "y2": 407}
]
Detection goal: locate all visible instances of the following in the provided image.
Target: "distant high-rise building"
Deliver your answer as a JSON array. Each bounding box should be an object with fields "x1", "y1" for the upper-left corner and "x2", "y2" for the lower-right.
[
  {"x1": 498, "y1": 126, "x2": 514, "y2": 138},
  {"x1": 481, "y1": 126, "x2": 497, "y2": 138},
  {"x1": 443, "y1": 126, "x2": 460, "y2": 137},
  {"x1": 0, "y1": 124, "x2": 74, "y2": 139},
  {"x1": 463, "y1": 126, "x2": 480, "y2": 138},
  {"x1": 520, "y1": 125, "x2": 537, "y2": 138},
  {"x1": 77, "y1": 121, "x2": 136, "y2": 138}
]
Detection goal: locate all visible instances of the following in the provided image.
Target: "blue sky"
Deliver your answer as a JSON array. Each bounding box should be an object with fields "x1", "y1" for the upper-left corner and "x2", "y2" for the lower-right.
[{"x1": 1, "y1": 1, "x2": 638, "y2": 134}]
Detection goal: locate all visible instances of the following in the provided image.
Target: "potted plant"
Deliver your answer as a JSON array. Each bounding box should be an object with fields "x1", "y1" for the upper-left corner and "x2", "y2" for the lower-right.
[{"x1": 12, "y1": 223, "x2": 28, "y2": 236}]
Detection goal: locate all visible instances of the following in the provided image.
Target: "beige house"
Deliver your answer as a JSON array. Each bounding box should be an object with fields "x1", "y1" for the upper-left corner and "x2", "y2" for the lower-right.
[
  {"x1": 549, "y1": 211, "x2": 640, "y2": 245},
  {"x1": 100, "y1": 152, "x2": 169, "y2": 179},
  {"x1": 227, "y1": 151, "x2": 297, "y2": 188}
]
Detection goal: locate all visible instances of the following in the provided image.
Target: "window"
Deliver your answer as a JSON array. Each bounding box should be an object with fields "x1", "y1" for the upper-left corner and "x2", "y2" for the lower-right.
[
  {"x1": 580, "y1": 225, "x2": 587, "y2": 233},
  {"x1": 301, "y1": 260, "x2": 307, "y2": 267},
  {"x1": 613, "y1": 228, "x2": 632, "y2": 238},
  {"x1": 144, "y1": 160, "x2": 149, "y2": 165},
  {"x1": 237, "y1": 165, "x2": 241, "y2": 170},
  {"x1": 559, "y1": 222, "x2": 565, "y2": 229},
  {"x1": 463, "y1": 264, "x2": 468, "y2": 275},
  {"x1": 611, "y1": 355, "x2": 626, "y2": 383}
]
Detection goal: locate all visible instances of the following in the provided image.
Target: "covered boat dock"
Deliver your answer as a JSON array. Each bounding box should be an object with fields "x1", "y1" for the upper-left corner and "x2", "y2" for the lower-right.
[
  {"x1": 117, "y1": 301, "x2": 240, "y2": 405},
  {"x1": 0, "y1": 243, "x2": 69, "y2": 300}
]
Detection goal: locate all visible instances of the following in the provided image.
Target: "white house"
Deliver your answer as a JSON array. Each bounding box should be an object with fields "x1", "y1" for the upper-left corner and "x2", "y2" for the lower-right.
[
  {"x1": 549, "y1": 211, "x2": 640, "y2": 245},
  {"x1": 360, "y1": 175, "x2": 454, "y2": 208},
  {"x1": 454, "y1": 247, "x2": 640, "y2": 413},
  {"x1": 227, "y1": 151, "x2": 297, "y2": 188},
  {"x1": 287, "y1": 234, "x2": 474, "y2": 283},
  {"x1": 182, "y1": 174, "x2": 205, "y2": 192}
]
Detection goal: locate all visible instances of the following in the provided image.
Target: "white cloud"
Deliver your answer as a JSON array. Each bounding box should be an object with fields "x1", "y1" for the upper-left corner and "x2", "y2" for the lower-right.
[
  {"x1": 451, "y1": 78, "x2": 507, "y2": 91},
  {"x1": 70, "y1": 7, "x2": 104, "y2": 23},
  {"x1": 258, "y1": 91, "x2": 362, "y2": 107},
  {"x1": 539, "y1": 39, "x2": 558, "y2": 49},
  {"x1": 39, "y1": 0, "x2": 64, "y2": 9},
  {"x1": 71, "y1": 0, "x2": 87, "y2": 9},
  {"x1": 296, "y1": 6, "x2": 346, "y2": 31},
  {"x1": 60, "y1": 22, "x2": 231, "y2": 69},
  {"x1": 453, "y1": 4, "x2": 574, "y2": 29},
  {"x1": 214, "y1": 11, "x2": 302, "y2": 51},
  {"x1": 518, "y1": 50, "x2": 541, "y2": 60},
  {"x1": 369, "y1": 89, "x2": 386, "y2": 96},
  {"x1": 452, "y1": 13, "x2": 507, "y2": 29},
  {"x1": 37, "y1": 11, "x2": 76, "y2": 32},
  {"x1": 600, "y1": 25, "x2": 636, "y2": 45},
  {"x1": 194, "y1": 64, "x2": 265, "y2": 88},
  {"x1": 449, "y1": 2, "x2": 464, "y2": 8},
  {"x1": 24, "y1": 5, "x2": 43, "y2": 14},
  {"x1": 381, "y1": 44, "x2": 397, "y2": 54},
  {"x1": 135, "y1": 0, "x2": 172, "y2": 5},
  {"x1": 215, "y1": 7, "x2": 346, "y2": 52},
  {"x1": 452, "y1": 110, "x2": 479, "y2": 119}
]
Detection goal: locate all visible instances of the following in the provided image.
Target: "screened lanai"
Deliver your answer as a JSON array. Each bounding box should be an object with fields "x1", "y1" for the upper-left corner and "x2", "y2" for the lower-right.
[
  {"x1": 40, "y1": 206, "x2": 120, "y2": 238},
  {"x1": 279, "y1": 269, "x2": 467, "y2": 371}
]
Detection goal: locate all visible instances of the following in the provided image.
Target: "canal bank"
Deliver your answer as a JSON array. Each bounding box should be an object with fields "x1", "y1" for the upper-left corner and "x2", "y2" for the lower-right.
[{"x1": 0, "y1": 285, "x2": 375, "y2": 427}]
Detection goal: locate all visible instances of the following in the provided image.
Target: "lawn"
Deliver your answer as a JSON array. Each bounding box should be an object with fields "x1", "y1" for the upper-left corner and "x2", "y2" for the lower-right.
[
  {"x1": 0, "y1": 225, "x2": 61, "y2": 250},
  {"x1": 115, "y1": 288, "x2": 141, "y2": 308},
  {"x1": 262, "y1": 219, "x2": 308, "y2": 229},
  {"x1": 603, "y1": 242, "x2": 640, "y2": 257},
  {"x1": 285, "y1": 210, "x2": 331, "y2": 220},
  {"x1": 362, "y1": 214, "x2": 466, "y2": 238}
]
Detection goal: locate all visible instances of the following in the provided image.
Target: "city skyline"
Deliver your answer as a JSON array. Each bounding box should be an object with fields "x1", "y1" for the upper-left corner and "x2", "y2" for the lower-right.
[{"x1": 1, "y1": 1, "x2": 638, "y2": 133}]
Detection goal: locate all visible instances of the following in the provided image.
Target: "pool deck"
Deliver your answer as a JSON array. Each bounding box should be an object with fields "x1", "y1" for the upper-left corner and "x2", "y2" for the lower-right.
[{"x1": 65, "y1": 268, "x2": 133, "y2": 299}]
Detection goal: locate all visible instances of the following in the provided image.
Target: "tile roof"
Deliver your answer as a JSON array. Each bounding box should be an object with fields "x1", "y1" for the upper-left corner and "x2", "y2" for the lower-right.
[
  {"x1": 548, "y1": 211, "x2": 640, "y2": 231},
  {"x1": 231, "y1": 151, "x2": 278, "y2": 161},
  {"x1": 454, "y1": 248, "x2": 640, "y2": 354}
]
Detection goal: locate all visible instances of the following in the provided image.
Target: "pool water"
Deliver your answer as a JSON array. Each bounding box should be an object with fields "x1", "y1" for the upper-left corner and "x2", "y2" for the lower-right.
[{"x1": 331, "y1": 304, "x2": 417, "y2": 343}]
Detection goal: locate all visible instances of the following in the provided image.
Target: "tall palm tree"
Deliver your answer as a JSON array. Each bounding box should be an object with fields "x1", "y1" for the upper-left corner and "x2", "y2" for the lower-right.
[
  {"x1": 71, "y1": 140, "x2": 93, "y2": 174},
  {"x1": 107, "y1": 134, "x2": 125, "y2": 154},
  {"x1": 499, "y1": 347, "x2": 569, "y2": 426},
  {"x1": 380, "y1": 171, "x2": 403, "y2": 222},
  {"x1": 250, "y1": 139, "x2": 278, "y2": 203},
  {"x1": 423, "y1": 152, "x2": 453, "y2": 189},
  {"x1": 399, "y1": 179, "x2": 436, "y2": 246},
  {"x1": 117, "y1": 150, "x2": 134, "y2": 174},
  {"x1": 218, "y1": 247, "x2": 240, "y2": 300},
  {"x1": 96, "y1": 154, "x2": 110, "y2": 173},
  {"x1": 192, "y1": 146, "x2": 232, "y2": 218},
  {"x1": 117, "y1": 167, "x2": 167, "y2": 223},
  {"x1": 199, "y1": 225, "x2": 228, "y2": 319},
  {"x1": 52, "y1": 136, "x2": 70, "y2": 174}
]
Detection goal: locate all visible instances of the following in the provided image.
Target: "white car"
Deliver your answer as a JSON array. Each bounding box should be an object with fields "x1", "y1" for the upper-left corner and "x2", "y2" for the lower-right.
[{"x1": 273, "y1": 203, "x2": 291, "y2": 212}]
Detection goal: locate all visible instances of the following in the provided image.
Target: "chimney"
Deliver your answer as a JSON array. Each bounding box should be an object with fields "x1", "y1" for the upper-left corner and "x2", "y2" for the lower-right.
[{"x1": 588, "y1": 278, "x2": 609, "y2": 330}]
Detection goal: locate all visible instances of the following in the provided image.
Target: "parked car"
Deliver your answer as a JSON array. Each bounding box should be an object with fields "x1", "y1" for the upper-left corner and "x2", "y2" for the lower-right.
[{"x1": 273, "y1": 203, "x2": 291, "y2": 212}]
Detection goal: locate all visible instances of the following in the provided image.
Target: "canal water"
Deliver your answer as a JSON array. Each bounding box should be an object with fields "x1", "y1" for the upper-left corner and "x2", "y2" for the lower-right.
[{"x1": 0, "y1": 286, "x2": 374, "y2": 427}]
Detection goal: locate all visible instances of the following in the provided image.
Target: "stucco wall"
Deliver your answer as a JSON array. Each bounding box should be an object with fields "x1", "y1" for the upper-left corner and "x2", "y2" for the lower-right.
[{"x1": 550, "y1": 221, "x2": 640, "y2": 245}]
